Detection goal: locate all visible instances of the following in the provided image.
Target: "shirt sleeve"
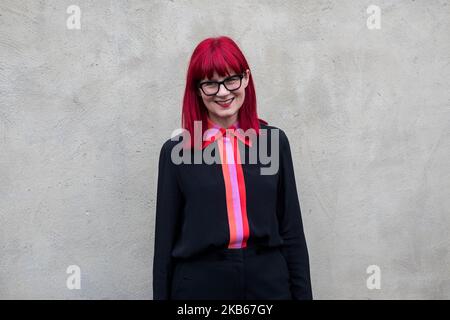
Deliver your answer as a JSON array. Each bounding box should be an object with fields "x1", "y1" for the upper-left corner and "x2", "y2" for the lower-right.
[
  {"x1": 277, "y1": 129, "x2": 313, "y2": 300},
  {"x1": 152, "y1": 141, "x2": 183, "y2": 300}
]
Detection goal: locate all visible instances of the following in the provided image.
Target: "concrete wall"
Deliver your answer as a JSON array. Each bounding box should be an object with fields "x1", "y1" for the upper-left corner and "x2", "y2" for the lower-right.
[{"x1": 0, "y1": 0, "x2": 449, "y2": 299}]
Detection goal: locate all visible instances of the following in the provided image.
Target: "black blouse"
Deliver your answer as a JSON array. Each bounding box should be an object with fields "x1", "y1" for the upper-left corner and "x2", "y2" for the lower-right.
[{"x1": 152, "y1": 120, "x2": 312, "y2": 300}]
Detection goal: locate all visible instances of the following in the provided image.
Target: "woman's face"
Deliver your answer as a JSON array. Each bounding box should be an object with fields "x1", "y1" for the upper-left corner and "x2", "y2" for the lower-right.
[{"x1": 198, "y1": 69, "x2": 250, "y2": 125}]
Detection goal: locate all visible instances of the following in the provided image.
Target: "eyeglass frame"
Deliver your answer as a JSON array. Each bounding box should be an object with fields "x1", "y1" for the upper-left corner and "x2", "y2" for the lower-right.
[{"x1": 197, "y1": 72, "x2": 246, "y2": 96}]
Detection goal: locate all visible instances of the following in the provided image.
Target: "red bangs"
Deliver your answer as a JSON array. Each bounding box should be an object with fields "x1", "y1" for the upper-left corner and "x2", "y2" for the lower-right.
[{"x1": 194, "y1": 42, "x2": 243, "y2": 81}]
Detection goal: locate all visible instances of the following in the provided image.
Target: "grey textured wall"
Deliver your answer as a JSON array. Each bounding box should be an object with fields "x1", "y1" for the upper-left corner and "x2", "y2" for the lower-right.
[{"x1": 0, "y1": 0, "x2": 449, "y2": 299}]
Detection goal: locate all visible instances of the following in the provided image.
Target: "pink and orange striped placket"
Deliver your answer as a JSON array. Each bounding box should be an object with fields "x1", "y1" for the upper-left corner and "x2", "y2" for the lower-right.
[{"x1": 202, "y1": 116, "x2": 253, "y2": 249}]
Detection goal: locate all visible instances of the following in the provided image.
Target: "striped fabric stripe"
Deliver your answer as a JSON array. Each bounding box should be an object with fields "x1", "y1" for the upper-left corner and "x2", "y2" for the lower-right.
[
  {"x1": 233, "y1": 136, "x2": 250, "y2": 248},
  {"x1": 205, "y1": 117, "x2": 250, "y2": 249}
]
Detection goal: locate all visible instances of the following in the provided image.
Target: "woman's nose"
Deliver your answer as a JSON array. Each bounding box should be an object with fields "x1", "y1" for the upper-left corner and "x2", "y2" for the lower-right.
[{"x1": 216, "y1": 83, "x2": 230, "y2": 96}]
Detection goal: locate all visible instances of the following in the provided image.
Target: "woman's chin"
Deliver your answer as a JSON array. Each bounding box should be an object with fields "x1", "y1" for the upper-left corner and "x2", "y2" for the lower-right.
[{"x1": 211, "y1": 107, "x2": 232, "y2": 116}]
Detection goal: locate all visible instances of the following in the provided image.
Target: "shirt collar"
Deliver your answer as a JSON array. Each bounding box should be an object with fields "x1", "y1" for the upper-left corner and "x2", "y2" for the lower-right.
[{"x1": 202, "y1": 116, "x2": 253, "y2": 149}]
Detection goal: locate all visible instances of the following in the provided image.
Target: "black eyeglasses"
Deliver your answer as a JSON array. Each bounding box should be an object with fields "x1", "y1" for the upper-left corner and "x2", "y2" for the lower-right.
[{"x1": 198, "y1": 73, "x2": 245, "y2": 96}]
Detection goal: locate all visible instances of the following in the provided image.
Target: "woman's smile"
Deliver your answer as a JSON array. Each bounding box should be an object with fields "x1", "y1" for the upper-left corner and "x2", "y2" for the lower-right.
[{"x1": 215, "y1": 97, "x2": 234, "y2": 108}]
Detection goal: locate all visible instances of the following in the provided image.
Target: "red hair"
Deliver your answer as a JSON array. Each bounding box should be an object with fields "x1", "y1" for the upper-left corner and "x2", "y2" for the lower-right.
[{"x1": 181, "y1": 36, "x2": 267, "y2": 149}]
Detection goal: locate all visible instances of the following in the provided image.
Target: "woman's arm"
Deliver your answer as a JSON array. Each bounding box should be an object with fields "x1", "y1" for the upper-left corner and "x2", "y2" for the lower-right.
[
  {"x1": 276, "y1": 128, "x2": 313, "y2": 300},
  {"x1": 152, "y1": 141, "x2": 183, "y2": 300}
]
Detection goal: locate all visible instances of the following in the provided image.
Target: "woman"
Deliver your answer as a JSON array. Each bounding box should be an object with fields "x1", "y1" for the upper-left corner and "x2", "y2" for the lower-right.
[{"x1": 153, "y1": 36, "x2": 312, "y2": 300}]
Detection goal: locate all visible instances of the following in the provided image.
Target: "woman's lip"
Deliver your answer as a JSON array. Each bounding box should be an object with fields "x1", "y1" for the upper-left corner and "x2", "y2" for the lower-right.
[
  {"x1": 215, "y1": 98, "x2": 233, "y2": 103},
  {"x1": 215, "y1": 98, "x2": 234, "y2": 107}
]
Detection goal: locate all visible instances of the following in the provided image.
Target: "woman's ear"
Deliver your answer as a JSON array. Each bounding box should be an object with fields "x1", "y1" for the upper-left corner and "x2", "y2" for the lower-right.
[{"x1": 243, "y1": 69, "x2": 251, "y2": 88}]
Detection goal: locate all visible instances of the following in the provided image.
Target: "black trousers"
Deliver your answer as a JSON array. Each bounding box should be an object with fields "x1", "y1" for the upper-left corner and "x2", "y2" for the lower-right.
[{"x1": 170, "y1": 246, "x2": 292, "y2": 300}]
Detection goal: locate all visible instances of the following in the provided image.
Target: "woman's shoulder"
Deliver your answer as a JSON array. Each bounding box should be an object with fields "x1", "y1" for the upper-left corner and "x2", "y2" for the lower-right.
[{"x1": 159, "y1": 134, "x2": 183, "y2": 155}]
